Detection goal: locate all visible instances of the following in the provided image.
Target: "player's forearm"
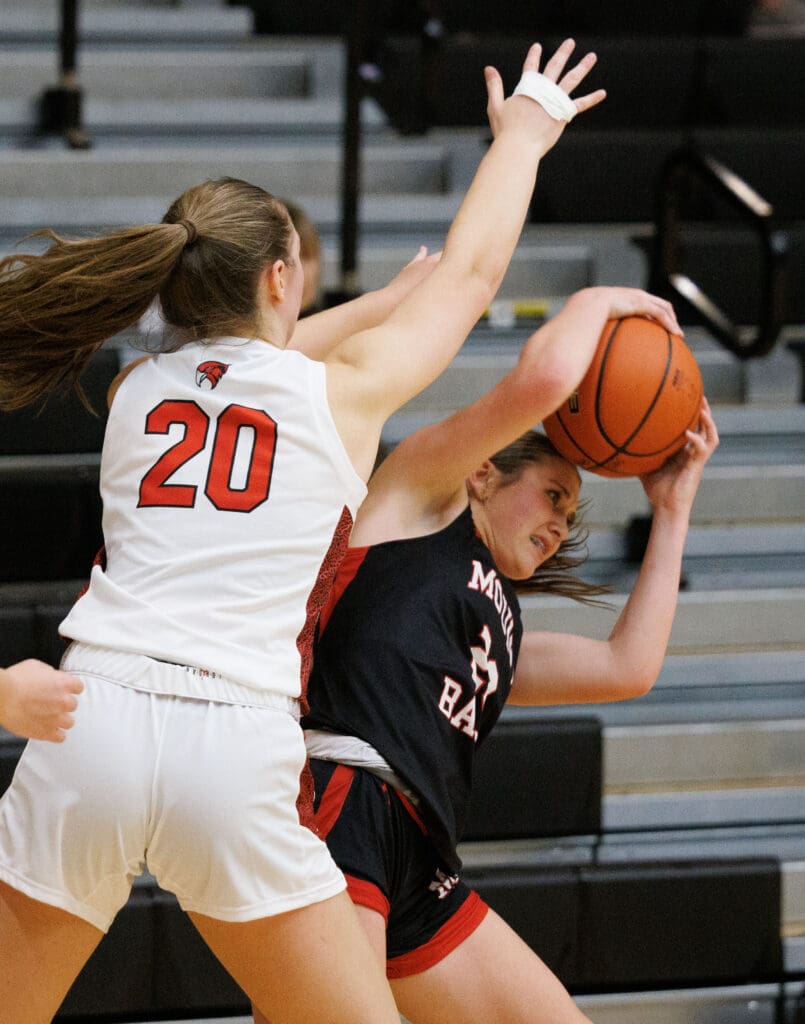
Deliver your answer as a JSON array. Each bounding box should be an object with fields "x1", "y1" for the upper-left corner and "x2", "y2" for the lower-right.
[
  {"x1": 607, "y1": 506, "x2": 691, "y2": 691},
  {"x1": 440, "y1": 129, "x2": 543, "y2": 299},
  {"x1": 289, "y1": 290, "x2": 394, "y2": 361},
  {"x1": 0, "y1": 668, "x2": 12, "y2": 728},
  {"x1": 511, "y1": 290, "x2": 616, "y2": 410}
]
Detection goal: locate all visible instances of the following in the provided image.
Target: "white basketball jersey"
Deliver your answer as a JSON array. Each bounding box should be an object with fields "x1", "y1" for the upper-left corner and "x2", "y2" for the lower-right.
[{"x1": 60, "y1": 338, "x2": 367, "y2": 701}]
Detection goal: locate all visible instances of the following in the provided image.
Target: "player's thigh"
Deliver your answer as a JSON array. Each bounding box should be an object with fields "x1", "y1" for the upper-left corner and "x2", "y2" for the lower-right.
[
  {"x1": 190, "y1": 890, "x2": 399, "y2": 1024},
  {"x1": 250, "y1": 901, "x2": 389, "y2": 1024},
  {"x1": 0, "y1": 880, "x2": 103, "y2": 1024},
  {"x1": 353, "y1": 901, "x2": 388, "y2": 964},
  {"x1": 391, "y1": 906, "x2": 591, "y2": 1024}
]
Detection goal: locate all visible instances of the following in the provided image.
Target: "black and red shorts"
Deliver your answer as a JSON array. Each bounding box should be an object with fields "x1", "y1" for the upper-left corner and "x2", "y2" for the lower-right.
[{"x1": 309, "y1": 758, "x2": 488, "y2": 979}]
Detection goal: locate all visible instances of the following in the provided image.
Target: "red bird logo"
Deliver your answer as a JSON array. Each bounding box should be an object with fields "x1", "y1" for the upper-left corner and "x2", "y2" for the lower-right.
[{"x1": 195, "y1": 361, "x2": 230, "y2": 390}]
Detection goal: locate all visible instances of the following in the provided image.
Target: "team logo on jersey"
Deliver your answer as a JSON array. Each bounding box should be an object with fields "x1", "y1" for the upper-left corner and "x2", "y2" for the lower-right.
[{"x1": 195, "y1": 361, "x2": 230, "y2": 390}]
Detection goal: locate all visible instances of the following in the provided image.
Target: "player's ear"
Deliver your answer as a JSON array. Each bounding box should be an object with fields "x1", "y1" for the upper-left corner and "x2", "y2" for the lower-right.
[
  {"x1": 466, "y1": 460, "x2": 496, "y2": 500},
  {"x1": 263, "y1": 259, "x2": 287, "y2": 303}
]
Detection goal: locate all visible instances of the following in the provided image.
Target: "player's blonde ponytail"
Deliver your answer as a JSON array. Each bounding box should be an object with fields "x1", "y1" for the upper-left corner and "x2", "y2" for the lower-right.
[{"x1": 0, "y1": 177, "x2": 293, "y2": 410}]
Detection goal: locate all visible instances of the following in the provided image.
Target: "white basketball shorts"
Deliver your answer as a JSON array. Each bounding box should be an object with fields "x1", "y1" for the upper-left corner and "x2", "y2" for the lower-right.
[{"x1": 0, "y1": 646, "x2": 345, "y2": 931}]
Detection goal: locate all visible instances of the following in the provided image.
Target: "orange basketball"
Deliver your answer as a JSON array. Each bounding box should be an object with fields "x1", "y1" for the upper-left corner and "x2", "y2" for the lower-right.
[{"x1": 543, "y1": 316, "x2": 703, "y2": 478}]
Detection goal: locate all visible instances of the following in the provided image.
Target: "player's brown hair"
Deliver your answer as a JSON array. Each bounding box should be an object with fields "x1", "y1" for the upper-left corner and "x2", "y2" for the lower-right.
[
  {"x1": 0, "y1": 177, "x2": 293, "y2": 410},
  {"x1": 490, "y1": 430, "x2": 612, "y2": 605},
  {"x1": 282, "y1": 199, "x2": 321, "y2": 265}
]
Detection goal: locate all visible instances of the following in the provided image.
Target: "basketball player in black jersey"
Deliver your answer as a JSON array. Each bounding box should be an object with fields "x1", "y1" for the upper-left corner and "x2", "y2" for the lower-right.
[{"x1": 253, "y1": 285, "x2": 718, "y2": 1024}]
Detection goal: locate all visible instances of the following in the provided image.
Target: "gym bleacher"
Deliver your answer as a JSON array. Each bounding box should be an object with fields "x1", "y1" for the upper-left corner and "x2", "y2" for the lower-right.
[{"x1": 0, "y1": 1, "x2": 804, "y2": 1020}]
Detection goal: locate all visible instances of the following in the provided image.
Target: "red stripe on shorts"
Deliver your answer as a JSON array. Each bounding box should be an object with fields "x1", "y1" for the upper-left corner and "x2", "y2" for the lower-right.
[
  {"x1": 396, "y1": 789, "x2": 428, "y2": 835},
  {"x1": 386, "y1": 890, "x2": 489, "y2": 979},
  {"x1": 312, "y1": 764, "x2": 355, "y2": 839},
  {"x1": 345, "y1": 873, "x2": 391, "y2": 922}
]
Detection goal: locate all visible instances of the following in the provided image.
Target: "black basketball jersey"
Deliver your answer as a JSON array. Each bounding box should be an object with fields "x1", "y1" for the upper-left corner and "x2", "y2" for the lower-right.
[{"x1": 303, "y1": 506, "x2": 523, "y2": 871}]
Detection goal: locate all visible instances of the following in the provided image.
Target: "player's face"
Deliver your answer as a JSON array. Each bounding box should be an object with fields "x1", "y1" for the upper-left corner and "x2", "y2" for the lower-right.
[{"x1": 475, "y1": 457, "x2": 580, "y2": 580}]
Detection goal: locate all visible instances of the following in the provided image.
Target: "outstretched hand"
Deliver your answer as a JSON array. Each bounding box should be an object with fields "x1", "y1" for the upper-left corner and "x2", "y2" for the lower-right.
[
  {"x1": 385, "y1": 245, "x2": 442, "y2": 306},
  {"x1": 0, "y1": 659, "x2": 84, "y2": 742},
  {"x1": 640, "y1": 398, "x2": 719, "y2": 514},
  {"x1": 485, "y1": 39, "x2": 606, "y2": 151}
]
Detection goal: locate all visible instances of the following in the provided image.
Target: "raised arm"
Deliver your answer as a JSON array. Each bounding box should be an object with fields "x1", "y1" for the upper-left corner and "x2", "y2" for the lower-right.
[
  {"x1": 351, "y1": 286, "x2": 680, "y2": 544},
  {"x1": 326, "y1": 40, "x2": 606, "y2": 479},
  {"x1": 0, "y1": 659, "x2": 84, "y2": 742},
  {"x1": 508, "y1": 400, "x2": 719, "y2": 705}
]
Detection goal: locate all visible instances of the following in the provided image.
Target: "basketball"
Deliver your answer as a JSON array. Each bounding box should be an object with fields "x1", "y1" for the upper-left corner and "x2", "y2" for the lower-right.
[{"x1": 542, "y1": 316, "x2": 703, "y2": 478}]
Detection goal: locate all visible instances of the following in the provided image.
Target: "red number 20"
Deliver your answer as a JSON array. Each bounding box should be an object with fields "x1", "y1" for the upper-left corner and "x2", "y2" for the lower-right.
[{"x1": 138, "y1": 400, "x2": 277, "y2": 513}]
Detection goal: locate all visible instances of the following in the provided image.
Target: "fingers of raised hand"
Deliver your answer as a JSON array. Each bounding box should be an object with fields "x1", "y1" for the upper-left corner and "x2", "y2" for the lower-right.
[
  {"x1": 557, "y1": 50, "x2": 599, "y2": 94},
  {"x1": 485, "y1": 65, "x2": 505, "y2": 108},
  {"x1": 684, "y1": 428, "x2": 708, "y2": 458},
  {"x1": 520, "y1": 42, "x2": 545, "y2": 75},
  {"x1": 570, "y1": 88, "x2": 607, "y2": 116},
  {"x1": 539, "y1": 39, "x2": 575, "y2": 81},
  {"x1": 554, "y1": 46, "x2": 606, "y2": 116},
  {"x1": 697, "y1": 399, "x2": 720, "y2": 450}
]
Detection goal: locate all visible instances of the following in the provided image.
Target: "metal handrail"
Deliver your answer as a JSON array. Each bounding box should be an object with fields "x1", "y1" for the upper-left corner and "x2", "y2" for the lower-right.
[
  {"x1": 39, "y1": 0, "x2": 91, "y2": 148},
  {"x1": 335, "y1": 0, "x2": 370, "y2": 303},
  {"x1": 650, "y1": 146, "x2": 790, "y2": 359}
]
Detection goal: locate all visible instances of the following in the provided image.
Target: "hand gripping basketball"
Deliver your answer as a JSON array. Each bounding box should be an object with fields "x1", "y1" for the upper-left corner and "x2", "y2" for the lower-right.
[{"x1": 543, "y1": 316, "x2": 704, "y2": 478}]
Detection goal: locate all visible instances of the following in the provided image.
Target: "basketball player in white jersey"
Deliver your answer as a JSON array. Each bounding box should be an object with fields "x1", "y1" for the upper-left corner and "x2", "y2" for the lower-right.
[{"x1": 0, "y1": 40, "x2": 605, "y2": 1024}]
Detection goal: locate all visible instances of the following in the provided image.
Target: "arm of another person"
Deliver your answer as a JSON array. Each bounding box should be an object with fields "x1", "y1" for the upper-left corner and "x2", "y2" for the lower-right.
[
  {"x1": 0, "y1": 660, "x2": 84, "y2": 742},
  {"x1": 287, "y1": 247, "x2": 440, "y2": 361},
  {"x1": 351, "y1": 286, "x2": 681, "y2": 546},
  {"x1": 325, "y1": 40, "x2": 606, "y2": 478},
  {"x1": 508, "y1": 401, "x2": 719, "y2": 705}
]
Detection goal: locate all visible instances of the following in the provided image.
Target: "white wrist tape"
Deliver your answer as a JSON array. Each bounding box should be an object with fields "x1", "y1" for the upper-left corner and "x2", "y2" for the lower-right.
[{"x1": 513, "y1": 70, "x2": 577, "y2": 122}]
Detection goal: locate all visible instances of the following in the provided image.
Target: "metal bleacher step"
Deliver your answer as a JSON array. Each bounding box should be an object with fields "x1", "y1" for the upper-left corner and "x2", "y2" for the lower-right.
[
  {"x1": 319, "y1": 240, "x2": 596, "y2": 300},
  {"x1": 126, "y1": 983, "x2": 805, "y2": 1024},
  {"x1": 0, "y1": 40, "x2": 373, "y2": 143},
  {"x1": 37, "y1": 96, "x2": 383, "y2": 142},
  {"x1": 578, "y1": 463, "x2": 805, "y2": 526},
  {"x1": 578, "y1": 983, "x2": 805, "y2": 1024},
  {"x1": 603, "y1": 782, "x2": 805, "y2": 833},
  {"x1": 384, "y1": 402, "x2": 805, "y2": 464},
  {"x1": 598, "y1": 707, "x2": 804, "y2": 834},
  {"x1": 603, "y1": 718, "x2": 805, "y2": 790},
  {"x1": 393, "y1": 343, "x2": 746, "y2": 414},
  {"x1": 0, "y1": 44, "x2": 330, "y2": 99},
  {"x1": 519, "y1": 587, "x2": 805, "y2": 653},
  {"x1": 537, "y1": 649, "x2": 805, "y2": 727},
  {"x1": 0, "y1": 142, "x2": 448, "y2": 199},
  {"x1": 582, "y1": 521, "x2": 805, "y2": 591},
  {"x1": 0, "y1": 141, "x2": 451, "y2": 239},
  {"x1": 0, "y1": 3, "x2": 255, "y2": 47}
]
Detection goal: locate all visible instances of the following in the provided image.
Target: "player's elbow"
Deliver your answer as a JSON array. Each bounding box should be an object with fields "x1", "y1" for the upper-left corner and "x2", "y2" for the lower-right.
[
  {"x1": 620, "y1": 669, "x2": 658, "y2": 700},
  {"x1": 515, "y1": 345, "x2": 579, "y2": 415}
]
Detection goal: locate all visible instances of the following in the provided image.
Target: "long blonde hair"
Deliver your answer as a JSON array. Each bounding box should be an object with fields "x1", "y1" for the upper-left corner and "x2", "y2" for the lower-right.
[
  {"x1": 489, "y1": 431, "x2": 612, "y2": 605},
  {"x1": 0, "y1": 177, "x2": 292, "y2": 410}
]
